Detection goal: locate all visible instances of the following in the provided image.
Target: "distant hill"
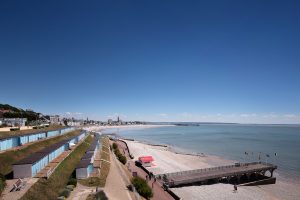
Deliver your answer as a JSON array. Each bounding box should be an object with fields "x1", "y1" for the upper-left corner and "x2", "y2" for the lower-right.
[{"x1": 0, "y1": 103, "x2": 40, "y2": 122}]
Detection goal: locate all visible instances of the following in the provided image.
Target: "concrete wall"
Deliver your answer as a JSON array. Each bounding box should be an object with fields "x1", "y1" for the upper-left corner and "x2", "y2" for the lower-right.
[{"x1": 13, "y1": 164, "x2": 32, "y2": 179}]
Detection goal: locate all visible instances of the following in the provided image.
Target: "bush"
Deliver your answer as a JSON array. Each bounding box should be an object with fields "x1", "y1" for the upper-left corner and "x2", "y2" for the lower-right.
[
  {"x1": 131, "y1": 177, "x2": 153, "y2": 199},
  {"x1": 112, "y1": 143, "x2": 118, "y2": 150},
  {"x1": 113, "y1": 148, "x2": 127, "y2": 165},
  {"x1": 118, "y1": 154, "x2": 127, "y2": 164},
  {"x1": 59, "y1": 189, "x2": 71, "y2": 198},
  {"x1": 66, "y1": 185, "x2": 75, "y2": 191},
  {"x1": 67, "y1": 178, "x2": 77, "y2": 187},
  {"x1": 57, "y1": 197, "x2": 65, "y2": 200},
  {"x1": 95, "y1": 190, "x2": 108, "y2": 200},
  {"x1": 112, "y1": 143, "x2": 127, "y2": 165},
  {"x1": 86, "y1": 190, "x2": 108, "y2": 200}
]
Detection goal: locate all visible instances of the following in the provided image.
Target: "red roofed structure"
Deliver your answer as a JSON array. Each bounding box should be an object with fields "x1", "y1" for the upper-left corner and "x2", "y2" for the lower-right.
[{"x1": 138, "y1": 156, "x2": 154, "y2": 167}]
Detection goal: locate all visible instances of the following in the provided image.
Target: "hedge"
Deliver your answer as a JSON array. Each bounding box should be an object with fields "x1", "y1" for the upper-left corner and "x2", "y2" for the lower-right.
[
  {"x1": 131, "y1": 177, "x2": 153, "y2": 199},
  {"x1": 112, "y1": 143, "x2": 127, "y2": 165}
]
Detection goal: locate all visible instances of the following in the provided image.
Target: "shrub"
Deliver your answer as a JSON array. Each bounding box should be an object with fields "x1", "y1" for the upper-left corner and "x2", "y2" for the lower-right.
[
  {"x1": 113, "y1": 144, "x2": 127, "y2": 165},
  {"x1": 67, "y1": 178, "x2": 77, "y2": 187},
  {"x1": 57, "y1": 197, "x2": 65, "y2": 200},
  {"x1": 118, "y1": 154, "x2": 127, "y2": 164},
  {"x1": 66, "y1": 185, "x2": 74, "y2": 191},
  {"x1": 59, "y1": 189, "x2": 71, "y2": 198},
  {"x1": 95, "y1": 190, "x2": 108, "y2": 200},
  {"x1": 131, "y1": 177, "x2": 153, "y2": 199},
  {"x1": 112, "y1": 143, "x2": 118, "y2": 150},
  {"x1": 86, "y1": 190, "x2": 108, "y2": 200}
]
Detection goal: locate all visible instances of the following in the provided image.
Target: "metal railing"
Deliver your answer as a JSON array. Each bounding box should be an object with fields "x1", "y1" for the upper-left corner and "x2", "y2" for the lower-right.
[{"x1": 155, "y1": 162, "x2": 276, "y2": 179}]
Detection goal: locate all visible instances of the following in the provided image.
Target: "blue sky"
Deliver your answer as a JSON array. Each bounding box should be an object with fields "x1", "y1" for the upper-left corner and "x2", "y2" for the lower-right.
[{"x1": 0, "y1": 0, "x2": 300, "y2": 123}]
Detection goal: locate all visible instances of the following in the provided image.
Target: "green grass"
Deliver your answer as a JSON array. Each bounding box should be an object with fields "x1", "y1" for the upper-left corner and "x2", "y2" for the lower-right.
[
  {"x1": 0, "y1": 174, "x2": 6, "y2": 194},
  {"x1": 0, "y1": 124, "x2": 63, "y2": 140},
  {"x1": 0, "y1": 130, "x2": 81, "y2": 176},
  {"x1": 79, "y1": 137, "x2": 111, "y2": 188},
  {"x1": 20, "y1": 135, "x2": 93, "y2": 200}
]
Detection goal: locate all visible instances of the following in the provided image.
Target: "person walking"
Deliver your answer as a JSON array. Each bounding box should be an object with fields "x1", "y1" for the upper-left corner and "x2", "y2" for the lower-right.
[{"x1": 233, "y1": 185, "x2": 238, "y2": 193}]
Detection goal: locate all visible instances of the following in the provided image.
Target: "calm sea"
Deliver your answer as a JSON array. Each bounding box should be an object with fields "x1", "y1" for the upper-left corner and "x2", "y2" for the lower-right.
[{"x1": 104, "y1": 124, "x2": 300, "y2": 181}]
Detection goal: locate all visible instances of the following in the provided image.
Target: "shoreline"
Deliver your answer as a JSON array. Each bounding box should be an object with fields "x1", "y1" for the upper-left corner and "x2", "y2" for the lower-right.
[
  {"x1": 83, "y1": 124, "x2": 175, "y2": 132},
  {"x1": 123, "y1": 139, "x2": 300, "y2": 200},
  {"x1": 98, "y1": 125, "x2": 300, "y2": 199}
]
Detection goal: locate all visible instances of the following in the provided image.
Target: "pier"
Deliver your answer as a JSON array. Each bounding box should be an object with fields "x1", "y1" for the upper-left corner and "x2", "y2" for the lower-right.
[{"x1": 156, "y1": 162, "x2": 277, "y2": 188}]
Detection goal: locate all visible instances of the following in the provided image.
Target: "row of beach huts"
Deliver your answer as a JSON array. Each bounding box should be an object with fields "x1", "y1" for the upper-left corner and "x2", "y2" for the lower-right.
[
  {"x1": 13, "y1": 130, "x2": 88, "y2": 179},
  {"x1": 0, "y1": 127, "x2": 76, "y2": 151},
  {"x1": 76, "y1": 134, "x2": 101, "y2": 179},
  {"x1": 1, "y1": 126, "x2": 103, "y2": 188}
]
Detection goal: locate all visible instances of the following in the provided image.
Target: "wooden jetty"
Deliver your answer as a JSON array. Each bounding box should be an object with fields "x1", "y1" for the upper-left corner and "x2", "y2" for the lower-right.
[{"x1": 156, "y1": 162, "x2": 277, "y2": 188}]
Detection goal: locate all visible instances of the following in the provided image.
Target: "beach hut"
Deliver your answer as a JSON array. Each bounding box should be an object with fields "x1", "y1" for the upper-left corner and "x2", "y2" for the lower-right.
[
  {"x1": 76, "y1": 159, "x2": 94, "y2": 179},
  {"x1": 138, "y1": 156, "x2": 154, "y2": 167}
]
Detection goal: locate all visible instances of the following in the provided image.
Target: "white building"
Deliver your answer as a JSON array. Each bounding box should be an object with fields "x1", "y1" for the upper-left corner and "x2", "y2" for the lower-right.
[
  {"x1": 67, "y1": 121, "x2": 82, "y2": 126},
  {"x1": 49, "y1": 115, "x2": 60, "y2": 124},
  {"x1": 2, "y1": 118, "x2": 27, "y2": 127}
]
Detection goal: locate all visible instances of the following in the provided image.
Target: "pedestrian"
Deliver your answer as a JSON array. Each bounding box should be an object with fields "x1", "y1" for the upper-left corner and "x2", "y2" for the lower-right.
[
  {"x1": 233, "y1": 185, "x2": 237, "y2": 193},
  {"x1": 146, "y1": 175, "x2": 148, "y2": 181},
  {"x1": 152, "y1": 182, "x2": 154, "y2": 188},
  {"x1": 154, "y1": 177, "x2": 156, "y2": 182}
]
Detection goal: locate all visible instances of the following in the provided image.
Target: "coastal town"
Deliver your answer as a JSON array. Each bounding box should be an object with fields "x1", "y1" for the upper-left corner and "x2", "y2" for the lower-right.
[
  {"x1": 1, "y1": 0, "x2": 300, "y2": 199},
  {"x1": 1, "y1": 104, "x2": 299, "y2": 200}
]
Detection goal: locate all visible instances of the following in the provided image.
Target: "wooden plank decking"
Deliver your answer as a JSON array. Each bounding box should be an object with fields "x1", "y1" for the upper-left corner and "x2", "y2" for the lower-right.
[{"x1": 156, "y1": 162, "x2": 277, "y2": 188}]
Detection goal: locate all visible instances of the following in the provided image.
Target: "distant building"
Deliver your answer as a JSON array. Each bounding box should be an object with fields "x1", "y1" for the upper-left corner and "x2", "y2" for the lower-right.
[
  {"x1": 49, "y1": 115, "x2": 60, "y2": 125},
  {"x1": 108, "y1": 119, "x2": 113, "y2": 125},
  {"x1": 1, "y1": 118, "x2": 27, "y2": 127},
  {"x1": 67, "y1": 121, "x2": 82, "y2": 126}
]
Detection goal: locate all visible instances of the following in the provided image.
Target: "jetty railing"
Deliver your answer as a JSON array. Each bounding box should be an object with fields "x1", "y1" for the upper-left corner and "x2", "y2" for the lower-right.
[{"x1": 155, "y1": 162, "x2": 276, "y2": 178}]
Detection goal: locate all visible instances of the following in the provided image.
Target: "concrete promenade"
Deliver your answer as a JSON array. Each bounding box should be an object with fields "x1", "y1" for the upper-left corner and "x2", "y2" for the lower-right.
[{"x1": 116, "y1": 140, "x2": 174, "y2": 200}]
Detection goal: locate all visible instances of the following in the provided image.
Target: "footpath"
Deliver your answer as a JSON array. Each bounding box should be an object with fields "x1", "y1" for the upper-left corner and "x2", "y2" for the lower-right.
[
  {"x1": 104, "y1": 146, "x2": 133, "y2": 200},
  {"x1": 116, "y1": 140, "x2": 174, "y2": 200}
]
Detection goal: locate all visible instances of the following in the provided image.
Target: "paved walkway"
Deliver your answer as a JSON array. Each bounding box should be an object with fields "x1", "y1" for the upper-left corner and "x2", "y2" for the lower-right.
[
  {"x1": 117, "y1": 140, "x2": 174, "y2": 200},
  {"x1": 104, "y1": 147, "x2": 132, "y2": 200},
  {"x1": 1, "y1": 178, "x2": 39, "y2": 200}
]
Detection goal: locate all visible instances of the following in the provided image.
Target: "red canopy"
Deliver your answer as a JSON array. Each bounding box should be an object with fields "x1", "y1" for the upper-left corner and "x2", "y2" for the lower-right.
[{"x1": 139, "y1": 156, "x2": 154, "y2": 163}]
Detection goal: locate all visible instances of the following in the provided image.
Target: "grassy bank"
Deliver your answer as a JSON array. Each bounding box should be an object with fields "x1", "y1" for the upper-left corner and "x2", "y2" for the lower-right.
[
  {"x1": 0, "y1": 130, "x2": 81, "y2": 176},
  {"x1": 98, "y1": 137, "x2": 110, "y2": 187},
  {"x1": 79, "y1": 137, "x2": 110, "y2": 187},
  {"x1": 0, "y1": 124, "x2": 63, "y2": 140},
  {"x1": 20, "y1": 135, "x2": 93, "y2": 200}
]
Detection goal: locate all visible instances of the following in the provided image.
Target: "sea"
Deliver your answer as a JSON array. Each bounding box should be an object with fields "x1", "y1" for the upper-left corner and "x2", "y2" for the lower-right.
[{"x1": 103, "y1": 124, "x2": 300, "y2": 182}]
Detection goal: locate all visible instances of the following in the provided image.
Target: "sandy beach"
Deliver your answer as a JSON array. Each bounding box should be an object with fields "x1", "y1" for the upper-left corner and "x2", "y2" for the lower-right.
[
  {"x1": 84, "y1": 124, "x2": 175, "y2": 132},
  {"x1": 125, "y1": 140, "x2": 300, "y2": 200}
]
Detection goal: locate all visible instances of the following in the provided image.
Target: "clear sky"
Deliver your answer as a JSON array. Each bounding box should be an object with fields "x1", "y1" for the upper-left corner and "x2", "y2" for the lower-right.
[{"x1": 0, "y1": 0, "x2": 300, "y2": 123}]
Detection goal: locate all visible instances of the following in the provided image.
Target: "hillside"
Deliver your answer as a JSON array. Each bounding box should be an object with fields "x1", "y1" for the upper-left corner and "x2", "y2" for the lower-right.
[{"x1": 0, "y1": 104, "x2": 40, "y2": 122}]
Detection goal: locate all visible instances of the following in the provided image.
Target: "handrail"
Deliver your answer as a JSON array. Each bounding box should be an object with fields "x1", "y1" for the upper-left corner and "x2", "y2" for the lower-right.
[{"x1": 155, "y1": 162, "x2": 277, "y2": 178}]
